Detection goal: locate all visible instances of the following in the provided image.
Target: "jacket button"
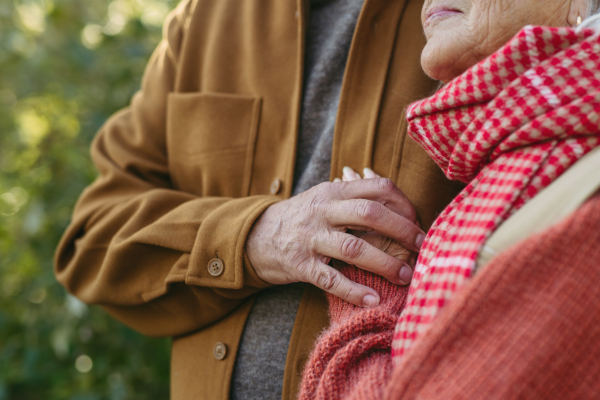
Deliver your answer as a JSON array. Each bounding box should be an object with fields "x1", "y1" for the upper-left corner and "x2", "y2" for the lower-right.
[
  {"x1": 213, "y1": 342, "x2": 227, "y2": 360},
  {"x1": 270, "y1": 178, "x2": 282, "y2": 195},
  {"x1": 208, "y1": 258, "x2": 224, "y2": 277}
]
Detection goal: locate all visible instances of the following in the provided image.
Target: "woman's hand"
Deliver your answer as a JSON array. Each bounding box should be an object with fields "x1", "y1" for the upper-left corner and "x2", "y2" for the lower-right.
[
  {"x1": 246, "y1": 172, "x2": 424, "y2": 308},
  {"x1": 337, "y1": 167, "x2": 416, "y2": 279}
]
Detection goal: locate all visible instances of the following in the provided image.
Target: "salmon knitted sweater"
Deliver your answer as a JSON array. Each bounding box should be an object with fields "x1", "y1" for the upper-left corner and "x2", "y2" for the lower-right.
[{"x1": 300, "y1": 192, "x2": 600, "y2": 400}]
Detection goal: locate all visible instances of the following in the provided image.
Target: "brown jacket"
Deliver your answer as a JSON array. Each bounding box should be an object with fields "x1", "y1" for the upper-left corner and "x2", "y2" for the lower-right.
[{"x1": 54, "y1": 0, "x2": 462, "y2": 398}]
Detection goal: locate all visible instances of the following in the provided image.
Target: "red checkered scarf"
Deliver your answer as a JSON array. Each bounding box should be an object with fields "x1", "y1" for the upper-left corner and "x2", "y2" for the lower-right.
[{"x1": 392, "y1": 25, "x2": 600, "y2": 362}]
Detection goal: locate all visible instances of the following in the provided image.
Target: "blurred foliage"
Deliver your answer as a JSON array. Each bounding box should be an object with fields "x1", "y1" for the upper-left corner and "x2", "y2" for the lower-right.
[{"x1": 0, "y1": 0, "x2": 179, "y2": 398}]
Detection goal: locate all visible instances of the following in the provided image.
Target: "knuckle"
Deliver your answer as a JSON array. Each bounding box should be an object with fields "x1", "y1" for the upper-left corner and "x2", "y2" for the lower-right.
[
  {"x1": 296, "y1": 261, "x2": 312, "y2": 280},
  {"x1": 377, "y1": 178, "x2": 395, "y2": 193},
  {"x1": 356, "y1": 200, "x2": 383, "y2": 222},
  {"x1": 341, "y1": 284, "x2": 357, "y2": 303},
  {"x1": 313, "y1": 182, "x2": 336, "y2": 201},
  {"x1": 328, "y1": 279, "x2": 358, "y2": 303},
  {"x1": 329, "y1": 180, "x2": 348, "y2": 200},
  {"x1": 340, "y1": 236, "x2": 367, "y2": 260},
  {"x1": 316, "y1": 269, "x2": 341, "y2": 291},
  {"x1": 297, "y1": 259, "x2": 324, "y2": 283},
  {"x1": 307, "y1": 193, "x2": 327, "y2": 217},
  {"x1": 308, "y1": 233, "x2": 320, "y2": 252},
  {"x1": 286, "y1": 242, "x2": 307, "y2": 266}
]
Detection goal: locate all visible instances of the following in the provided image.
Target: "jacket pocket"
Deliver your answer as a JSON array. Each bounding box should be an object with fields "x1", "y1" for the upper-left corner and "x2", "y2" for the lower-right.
[{"x1": 166, "y1": 92, "x2": 261, "y2": 198}]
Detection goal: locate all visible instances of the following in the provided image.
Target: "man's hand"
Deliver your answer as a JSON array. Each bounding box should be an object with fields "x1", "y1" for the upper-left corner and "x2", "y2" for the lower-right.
[
  {"x1": 246, "y1": 172, "x2": 424, "y2": 308},
  {"x1": 340, "y1": 167, "x2": 417, "y2": 282}
]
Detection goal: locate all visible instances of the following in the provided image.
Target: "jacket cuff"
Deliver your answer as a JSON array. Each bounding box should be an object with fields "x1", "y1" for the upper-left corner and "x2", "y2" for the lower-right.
[
  {"x1": 185, "y1": 195, "x2": 280, "y2": 290},
  {"x1": 242, "y1": 251, "x2": 273, "y2": 289}
]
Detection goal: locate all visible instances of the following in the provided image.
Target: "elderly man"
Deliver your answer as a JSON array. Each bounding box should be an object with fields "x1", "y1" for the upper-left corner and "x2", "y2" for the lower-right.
[{"x1": 55, "y1": 0, "x2": 461, "y2": 398}]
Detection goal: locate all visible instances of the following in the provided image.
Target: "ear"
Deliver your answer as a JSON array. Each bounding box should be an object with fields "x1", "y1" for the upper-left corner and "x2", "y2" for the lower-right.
[{"x1": 567, "y1": 0, "x2": 589, "y2": 26}]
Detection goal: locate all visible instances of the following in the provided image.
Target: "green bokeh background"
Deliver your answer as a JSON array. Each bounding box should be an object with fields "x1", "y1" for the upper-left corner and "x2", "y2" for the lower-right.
[{"x1": 0, "y1": 0, "x2": 178, "y2": 398}]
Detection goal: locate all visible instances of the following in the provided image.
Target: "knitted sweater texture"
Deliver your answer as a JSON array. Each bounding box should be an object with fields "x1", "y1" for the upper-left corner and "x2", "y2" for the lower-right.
[{"x1": 300, "y1": 192, "x2": 600, "y2": 400}]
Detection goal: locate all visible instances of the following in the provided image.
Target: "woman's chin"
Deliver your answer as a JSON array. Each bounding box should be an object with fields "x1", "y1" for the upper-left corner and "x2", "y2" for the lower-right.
[
  {"x1": 421, "y1": 40, "x2": 475, "y2": 84},
  {"x1": 421, "y1": 47, "x2": 457, "y2": 84}
]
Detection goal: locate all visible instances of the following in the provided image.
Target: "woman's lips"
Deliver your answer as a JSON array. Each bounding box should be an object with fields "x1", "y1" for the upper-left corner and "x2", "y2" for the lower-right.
[{"x1": 424, "y1": 7, "x2": 462, "y2": 26}]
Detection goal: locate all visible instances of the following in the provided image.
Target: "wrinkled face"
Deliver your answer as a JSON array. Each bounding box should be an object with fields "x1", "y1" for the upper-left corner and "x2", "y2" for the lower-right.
[{"x1": 421, "y1": 0, "x2": 587, "y2": 83}]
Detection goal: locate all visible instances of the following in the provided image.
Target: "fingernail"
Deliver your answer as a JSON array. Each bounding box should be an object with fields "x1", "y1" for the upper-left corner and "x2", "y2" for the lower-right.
[
  {"x1": 399, "y1": 265, "x2": 413, "y2": 283},
  {"x1": 333, "y1": 178, "x2": 342, "y2": 183},
  {"x1": 415, "y1": 234, "x2": 426, "y2": 249},
  {"x1": 342, "y1": 167, "x2": 351, "y2": 180},
  {"x1": 363, "y1": 168, "x2": 375, "y2": 179},
  {"x1": 363, "y1": 294, "x2": 379, "y2": 308},
  {"x1": 343, "y1": 166, "x2": 359, "y2": 180}
]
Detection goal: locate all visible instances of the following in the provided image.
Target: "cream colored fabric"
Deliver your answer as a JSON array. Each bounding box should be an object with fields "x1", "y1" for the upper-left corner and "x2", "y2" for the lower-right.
[{"x1": 477, "y1": 145, "x2": 600, "y2": 271}]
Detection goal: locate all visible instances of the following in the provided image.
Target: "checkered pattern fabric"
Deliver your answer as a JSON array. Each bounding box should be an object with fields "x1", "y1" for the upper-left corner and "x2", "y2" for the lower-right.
[{"x1": 392, "y1": 26, "x2": 600, "y2": 362}]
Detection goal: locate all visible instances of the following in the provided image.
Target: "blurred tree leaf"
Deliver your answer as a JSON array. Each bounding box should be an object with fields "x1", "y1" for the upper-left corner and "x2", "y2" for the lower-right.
[{"x1": 0, "y1": 0, "x2": 178, "y2": 398}]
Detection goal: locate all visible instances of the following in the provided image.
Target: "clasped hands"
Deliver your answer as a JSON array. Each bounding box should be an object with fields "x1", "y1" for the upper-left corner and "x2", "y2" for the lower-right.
[{"x1": 246, "y1": 167, "x2": 423, "y2": 308}]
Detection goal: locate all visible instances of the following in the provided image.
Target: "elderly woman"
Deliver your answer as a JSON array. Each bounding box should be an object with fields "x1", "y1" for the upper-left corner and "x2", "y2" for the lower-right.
[{"x1": 300, "y1": 0, "x2": 600, "y2": 398}]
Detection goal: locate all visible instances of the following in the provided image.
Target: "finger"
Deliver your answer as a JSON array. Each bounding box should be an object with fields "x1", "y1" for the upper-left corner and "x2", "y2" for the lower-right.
[
  {"x1": 332, "y1": 178, "x2": 418, "y2": 223},
  {"x1": 328, "y1": 199, "x2": 426, "y2": 252},
  {"x1": 363, "y1": 168, "x2": 380, "y2": 179},
  {"x1": 357, "y1": 231, "x2": 412, "y2": 262},
  {"x1": 354, "y1": 231, "x2": 415, "y2": 282},
  {"x1": 300, "y1": 260, "x2": 381, "y2": 307},
  {"x1": 317, "y1": 232, "x2": 412, "y2": 285},
  {"x1": 343, "y1": 166, "x2": 362, "y2": 181}
]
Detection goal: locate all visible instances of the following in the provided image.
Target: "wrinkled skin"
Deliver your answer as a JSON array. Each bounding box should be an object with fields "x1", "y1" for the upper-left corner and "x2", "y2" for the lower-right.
[
  {"x1": 337, "y1": 167, "x2": 416, "y2": 270},
  {"x1": 246, "y1": 176, "x2": 423, "y2": 308},
  {"x1": 421, "y1": 0, "x2": 589, "y2": 82}
]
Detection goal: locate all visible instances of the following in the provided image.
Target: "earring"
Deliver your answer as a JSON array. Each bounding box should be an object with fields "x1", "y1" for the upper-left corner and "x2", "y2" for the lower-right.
[{"x1": 577, "y1": 15, "x2": 583, "y2": 26}]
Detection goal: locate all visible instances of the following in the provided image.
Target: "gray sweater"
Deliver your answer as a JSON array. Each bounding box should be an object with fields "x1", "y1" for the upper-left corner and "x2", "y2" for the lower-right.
[{"x1": 230, "y1": 0, "x2": 365, "y2": 398}]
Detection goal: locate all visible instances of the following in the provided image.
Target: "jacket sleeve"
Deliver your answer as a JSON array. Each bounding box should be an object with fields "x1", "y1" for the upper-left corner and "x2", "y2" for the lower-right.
[
  {"x1": 54, "y1": 0, "x2": 278, "y2": 338},
  {"x1": 300, "y1": 194, "x2": 600, "y2": 400}
]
